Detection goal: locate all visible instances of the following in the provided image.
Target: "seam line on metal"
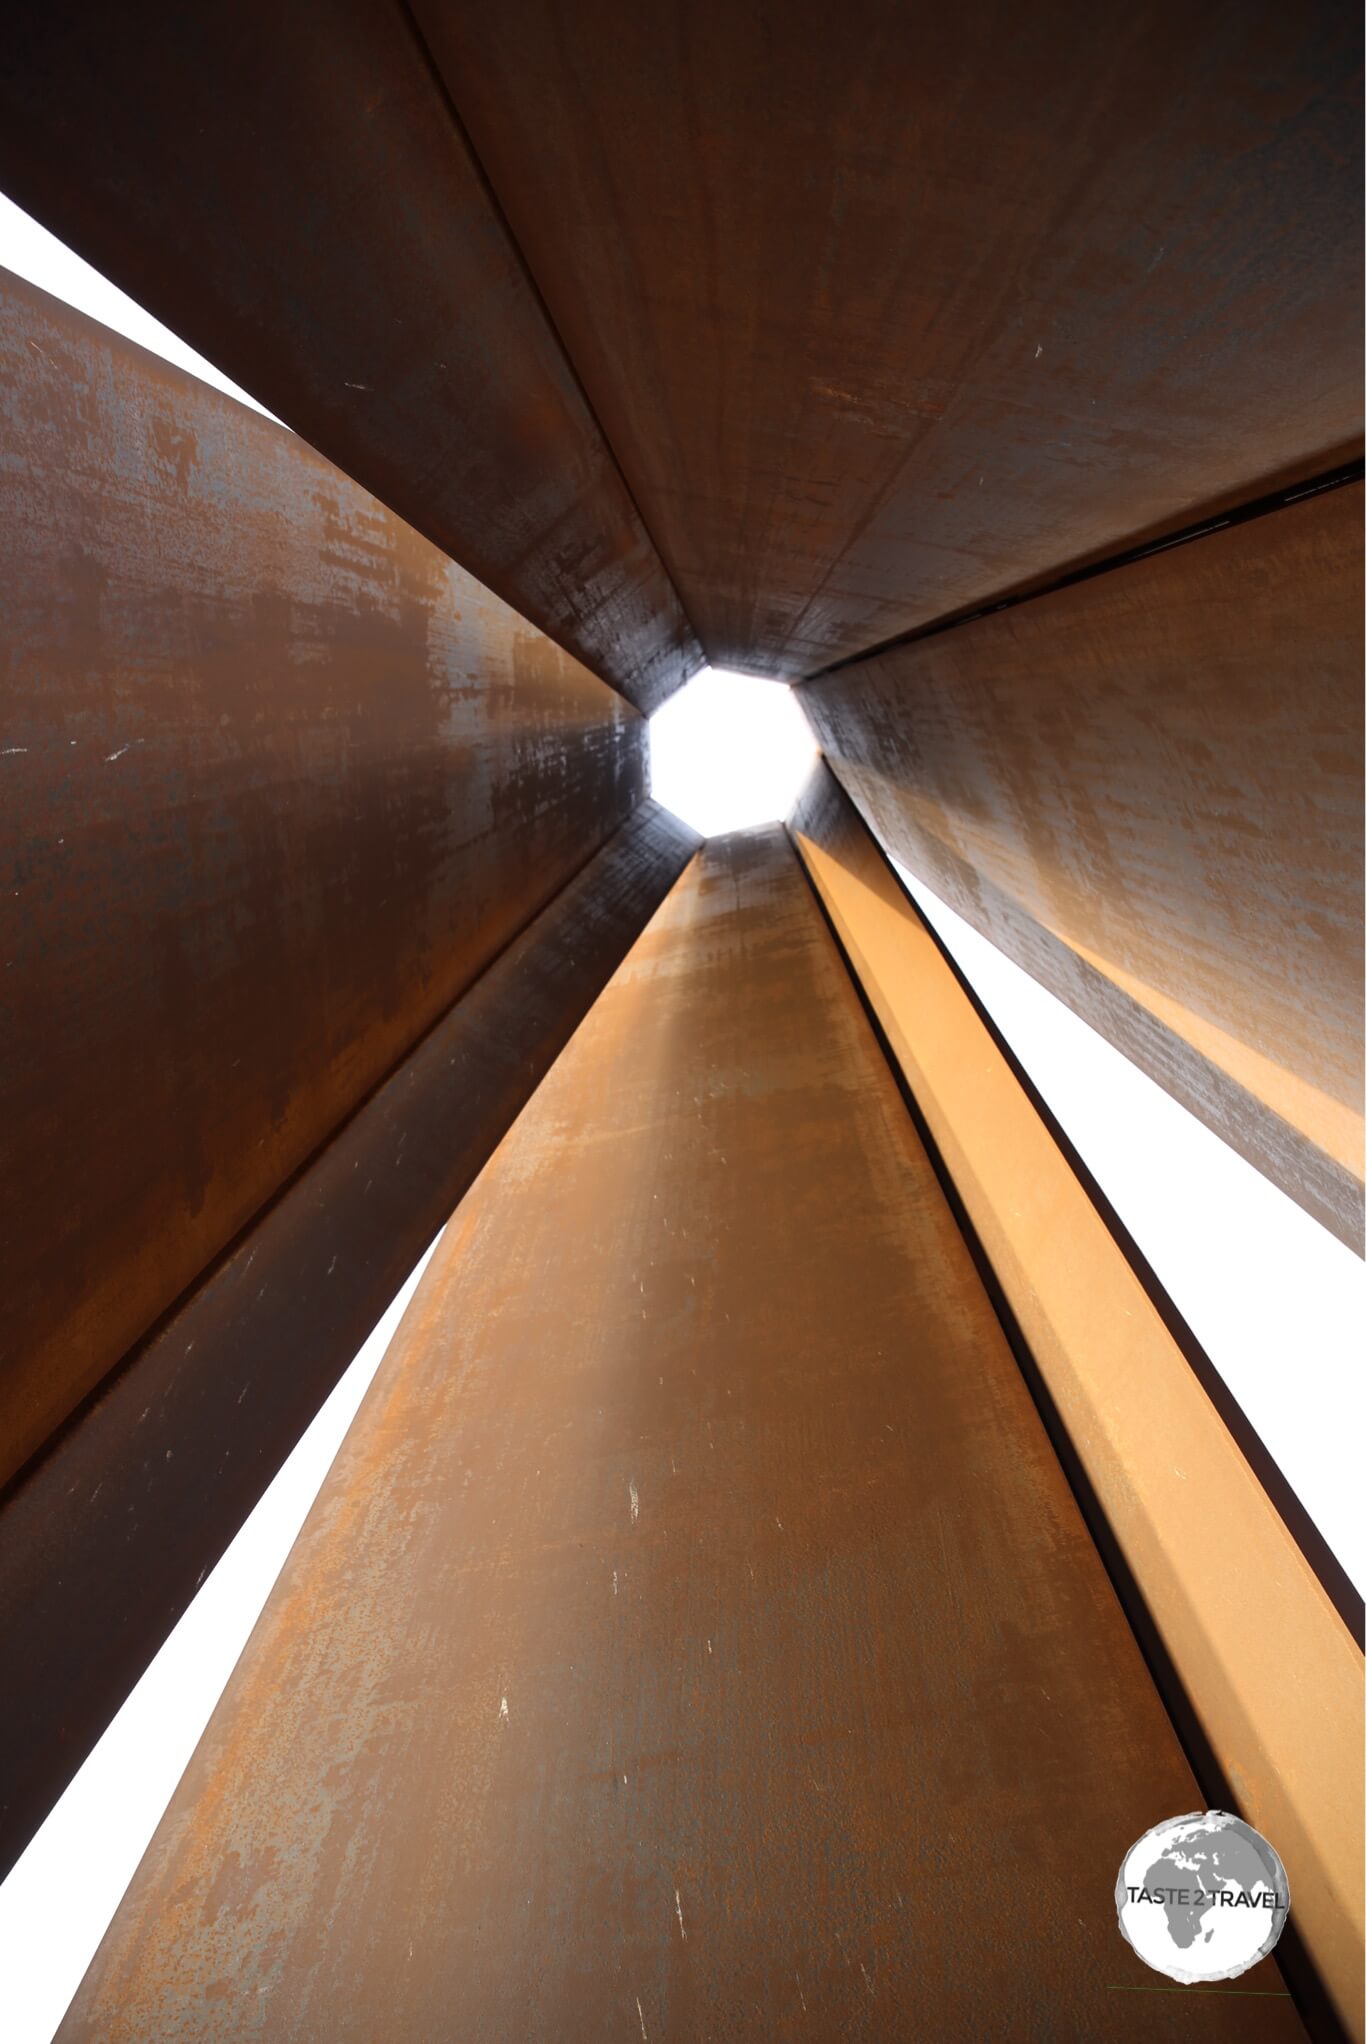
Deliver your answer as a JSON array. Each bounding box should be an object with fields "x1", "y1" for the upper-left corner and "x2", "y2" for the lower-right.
[
  {"x1": 395, "y1": 0, "x2": 708, "y2": 698},
  {"x1": 799, "y1": 457, "x2": 1365, "y2": 684}
]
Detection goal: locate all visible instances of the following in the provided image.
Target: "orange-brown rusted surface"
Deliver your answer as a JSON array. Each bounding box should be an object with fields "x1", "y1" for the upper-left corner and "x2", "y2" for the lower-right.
[
  {"x1": 0, "y1": 7, "x2": 701, "y2": 712},
  {"x1": 802, "y1": 483, "x2": 1366, "y2": 1249},
  {"x1": 790, "y1": 762, "x2": 1364, "y2": 2038},
  {"x1": 416, "y1": 0, "x2": 1361, "y2": 676},
  {"x1": 0, "y1": 267, "x2": 648, "y2": 1492},
  {"x1": 62, "y1": 832, "x2": 1301, "y2": 2040},
  {"x1": 0, "y1": 799, "x2": 698, "y2": 1886}
]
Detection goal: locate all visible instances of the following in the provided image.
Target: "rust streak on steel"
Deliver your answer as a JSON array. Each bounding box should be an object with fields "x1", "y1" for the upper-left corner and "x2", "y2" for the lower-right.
[
  {"x1": 801, "y1": 482, "x2": 1366, "y2": 1249},
  {"x1": 62, "y1": 832, "x2": 1301, "y2": 2041},
  {"x1": 0, "y1": 800, "x2": 698, "y2": 1885},
  {"x1": 0, "y1": 265, "x2": 649, "y2": 1490},
  {"x1": 415, "y1": 0, "x2": 1361, "y2": 676},
  {"x1": 0, "y1": 5, "x2": 702, "y2": 712}
]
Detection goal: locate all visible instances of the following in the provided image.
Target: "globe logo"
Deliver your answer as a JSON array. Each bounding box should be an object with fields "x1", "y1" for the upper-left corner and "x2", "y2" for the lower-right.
[{"x1": 1115, "y1": 1810, "x2": 1290, "y2": 1984}]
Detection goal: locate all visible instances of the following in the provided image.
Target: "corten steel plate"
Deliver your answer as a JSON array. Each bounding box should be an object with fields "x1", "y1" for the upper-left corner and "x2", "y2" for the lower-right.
[
  {"x1": 802, "y1": 483, "x2": 1366, "y2": 1250},
  {"x1": 0, "y1": 5, "x2": 701, "y2": 713},
  {"x1": 416, "y1": 0, "x2": 1361, "y2": 676},
  {"x1": 790, "y1": 762, "x2": 1364, "y2": 2036},
  {"x1": 0, "y1": 267, "x2": 647, "y2": 1490},
  {"x1": 62, "y1": 833, "x2": 1302, "y2": 2041},
  {"x1": 0, "y1": 800, "x2": 698, "y2": 1887}
]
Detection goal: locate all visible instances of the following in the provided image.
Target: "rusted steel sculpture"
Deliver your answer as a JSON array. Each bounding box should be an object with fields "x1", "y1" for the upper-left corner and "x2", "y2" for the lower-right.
[
  {"x1": 0, "y1": 2, "x2": 1359, "y2": 2034},
  {"x1": 59, "y1": 835, "x2": 1302, "y2": 2040}
]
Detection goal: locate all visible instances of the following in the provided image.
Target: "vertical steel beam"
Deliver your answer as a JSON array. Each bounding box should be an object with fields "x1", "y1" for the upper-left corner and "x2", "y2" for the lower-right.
[
  {"x1": 790, "y1": 762, "x2": 1363, "y2": 2038},
  {"x1": 0, "y1": 800, "x2": 698, "y2": 1883},
  {"x1": 801, "y1": 483, "x2": 1365, "y2": 1248},
  {"x1": 0, "y1": 268, "x2": 648, "y2": 1491},
  {"x1": 62, "y1": 832, "x2": 1300, "y2": 2040}
]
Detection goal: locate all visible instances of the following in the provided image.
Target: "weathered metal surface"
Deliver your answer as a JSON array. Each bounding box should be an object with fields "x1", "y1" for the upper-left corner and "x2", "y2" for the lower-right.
[
  {"x1": 62, "y1": 831, "x2": 1300, "y2": 2040},
  {"x1": 0, "y1": 267, "x2": 649, "y2": 1492},
  {"x1": 416, "y1": 0, "x2": 1361, "y2": 676},
  {"x1": 790, "y1": 762, "x2": 1364, "y2": 2038},
  {"x1": 0, "y1": 800, "x2": 697, "y2": 1888},
  {"x1": 801, "y1": 483, "x2": 1365, "y2": 1249},
  {"x1": 0, "y1": 802, "x2": 697, "y2": 1884},
  {"x1": 0, "y1": 8, "x2": 701, "y2": 713}
]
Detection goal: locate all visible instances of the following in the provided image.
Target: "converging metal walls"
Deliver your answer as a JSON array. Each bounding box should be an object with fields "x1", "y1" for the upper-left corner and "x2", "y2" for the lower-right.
[
  {"x1": 0, "y1": 268, "x2": 649, "y2": 1491},
  {"x1": 803, "y1": 482, "x2": 1365, "y2": 1248}
]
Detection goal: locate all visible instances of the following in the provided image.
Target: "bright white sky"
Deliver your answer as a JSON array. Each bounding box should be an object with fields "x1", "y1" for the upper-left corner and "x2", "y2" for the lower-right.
[
  {"x1": 0, "y1": 189, "x2": 1359, "y2": 2044},
  {"x1": 648, "y1": 666, "x2": 816, "y2": 833}
]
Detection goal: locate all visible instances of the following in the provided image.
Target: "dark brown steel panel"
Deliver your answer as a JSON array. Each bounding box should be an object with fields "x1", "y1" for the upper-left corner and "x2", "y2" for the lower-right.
[
  {"x1": 61, "y1": 832, "x2": 1300, "y2": 2040},
  {"x1": 0, "y1": 800, "x2": 698, "y2": 1885},
  {"x1": 802, "y1": 484, "x2": 1365, "y2": 1249},
  {"x1": 0, "y1": 267, "x2": 648, "y2": 1490},
  {"x1": 417, "y1": 0, "x2": 1361, "y2": 675},
  {"x1": 0, "y1": 6, "x2": 701, "y2": 711}
]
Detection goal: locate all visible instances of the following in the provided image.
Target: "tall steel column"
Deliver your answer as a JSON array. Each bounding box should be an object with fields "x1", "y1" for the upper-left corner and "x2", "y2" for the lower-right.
[
  {"x1": 0, "y1": 269, "x2": 691, "y2": 1875},
  {"x1": 790, "y1": 762, "x2": 1363, "y2": 2037},
  {"x1": 62, "y1": 831, "x2": 1299, "y2": 2040},
  {"x1": 0, "y1": 268, "x2": 647, "y2": 1491},
  {"x1": 802, "y1": 482, "x2": 1365, "y2": 1249},
  {"x1": 0, "y1": 799, "x2": 697, "y2": 1884}
]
